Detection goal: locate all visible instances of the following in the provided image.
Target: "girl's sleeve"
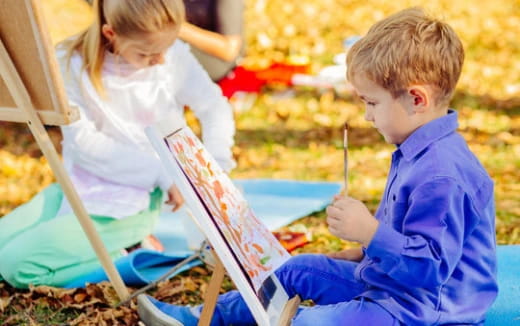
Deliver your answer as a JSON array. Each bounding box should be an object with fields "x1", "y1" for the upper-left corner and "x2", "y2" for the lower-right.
[
  {"x1": 61, "y1": 117, "x2": 168, "y2": 191},
  {"x1": 364, "y1": 177, "x2": 483, "y2": 288},
  {"x1": 173, "y1": 41, "x2": 236, "y2": 172},
  {"x1": 57, "y1": 50, "x2": 168, "y2": 191}
]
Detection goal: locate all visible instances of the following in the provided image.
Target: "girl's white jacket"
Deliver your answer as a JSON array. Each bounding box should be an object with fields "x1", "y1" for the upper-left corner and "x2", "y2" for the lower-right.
[{"x1": 56, "y1": 40, "x2": 235, "y2": 218}]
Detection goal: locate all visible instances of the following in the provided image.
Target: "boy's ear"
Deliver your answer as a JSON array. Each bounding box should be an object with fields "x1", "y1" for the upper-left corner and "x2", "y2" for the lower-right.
[
  {"x1": 101, "y1": 24, "x2": 116, "y2": 43},
  {"x1": 407, "y1": 85, "x2": 430, "y2": 113}
]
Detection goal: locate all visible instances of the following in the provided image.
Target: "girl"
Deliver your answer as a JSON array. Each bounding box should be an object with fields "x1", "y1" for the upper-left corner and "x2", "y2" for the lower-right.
[{"x1": 0, "y1": 0, "x2": 235, "y2": 288}]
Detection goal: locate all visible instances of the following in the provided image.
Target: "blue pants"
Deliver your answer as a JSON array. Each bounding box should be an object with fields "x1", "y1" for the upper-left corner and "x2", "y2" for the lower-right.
[{"x1": 211, "y1": 254, "x2": 401, "y2": 325}]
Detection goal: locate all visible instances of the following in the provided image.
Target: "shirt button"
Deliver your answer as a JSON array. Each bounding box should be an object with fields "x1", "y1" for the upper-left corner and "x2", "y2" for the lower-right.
[
  {"x1": 392, "y1": 194, "x2": 396, "y2": 201},
  {"x1": 384, "y1": 208, "x2": 387, "y2": 215}
]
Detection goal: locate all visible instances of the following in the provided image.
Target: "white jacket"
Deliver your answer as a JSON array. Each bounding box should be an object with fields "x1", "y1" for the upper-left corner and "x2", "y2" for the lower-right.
[{"x1": 56, "y1": 40, "x2": 235, "y2": 218}]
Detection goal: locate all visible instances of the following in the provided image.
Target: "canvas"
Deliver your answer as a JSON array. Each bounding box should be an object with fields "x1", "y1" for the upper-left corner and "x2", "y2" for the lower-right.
[{"x1": 146, "y1": 118, "x2": 295, "y2": 325}]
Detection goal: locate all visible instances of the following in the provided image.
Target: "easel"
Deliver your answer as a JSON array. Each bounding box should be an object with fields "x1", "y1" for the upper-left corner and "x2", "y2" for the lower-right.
[
  {"x1": 198, "y1": 256, "x2": 301, "y2": 326},
  {"x1": 147, "y1": 123, "x2": 301, "y2": 325},
  {"x1": 0, "y1": 0, "x2": 129, "y2": 301}
]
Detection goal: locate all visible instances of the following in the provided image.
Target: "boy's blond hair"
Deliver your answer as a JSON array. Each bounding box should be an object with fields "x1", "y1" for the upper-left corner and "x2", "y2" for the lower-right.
[
  {"x1": 61, "y1": 0, "x2": 185, "y2": 95},
  {"x1": 346, "y1": 7, "x2": 464, "y2": 107}
]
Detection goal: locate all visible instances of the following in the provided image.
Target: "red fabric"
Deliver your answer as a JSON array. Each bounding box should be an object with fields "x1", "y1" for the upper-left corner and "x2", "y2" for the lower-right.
[
  {"x1": 217, "y1": 62, "x2": 310, "y2": 98},
  {"x1": 217, "y1": 66, "x2": 266, "y2": 98},
  {"x1": 255, "y1": 62, "x2": 309, "y2": 86},
  {"x1": 273, "y1": 231, "x2": 310, "y2": 252}
]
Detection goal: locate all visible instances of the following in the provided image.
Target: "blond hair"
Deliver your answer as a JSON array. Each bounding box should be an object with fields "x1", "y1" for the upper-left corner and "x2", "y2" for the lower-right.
[
  {"x1": 346, "y1": 7, "x2": 464, "y2": 107},
  {"x1": 61, "y1": 0, "x2": 185, "y2": 95}
]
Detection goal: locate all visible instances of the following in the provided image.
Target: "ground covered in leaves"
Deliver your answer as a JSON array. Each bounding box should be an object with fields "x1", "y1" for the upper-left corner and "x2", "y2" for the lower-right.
[{"x1": 1, "y1": 0, "x2": 519, "y2": 324}]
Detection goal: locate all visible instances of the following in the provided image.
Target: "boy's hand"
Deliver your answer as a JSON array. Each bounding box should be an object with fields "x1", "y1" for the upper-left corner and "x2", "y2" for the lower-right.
[
  {"x1": 327, "y1": 247, "x2": 364, "y2": 262},
  {"x1": 165, "y1": 184, "x2": 184, "y2": 212},
  {"x1": 326, "y1": 195, "x2": 379, "y2": 247}
]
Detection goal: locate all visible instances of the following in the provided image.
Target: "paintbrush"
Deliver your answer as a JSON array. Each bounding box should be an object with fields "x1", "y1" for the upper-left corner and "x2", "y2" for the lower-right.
[{"x1": 343, "y1": 123, "x2": 349, "y2": 195}]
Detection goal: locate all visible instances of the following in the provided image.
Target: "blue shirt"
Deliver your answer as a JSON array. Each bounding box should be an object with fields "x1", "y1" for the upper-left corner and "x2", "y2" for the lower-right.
[{"x1": 356, "y1": 110, "x2": 498, "y2": 325}]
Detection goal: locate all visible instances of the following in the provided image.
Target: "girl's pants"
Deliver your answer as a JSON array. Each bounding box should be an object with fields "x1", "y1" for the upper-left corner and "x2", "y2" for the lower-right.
[
  {"x1": 0, "y1": 183, "x2": 162, "y2": 288},
  {"x1": 211, "y1": 254, "x2": 401, "y2": 325}
]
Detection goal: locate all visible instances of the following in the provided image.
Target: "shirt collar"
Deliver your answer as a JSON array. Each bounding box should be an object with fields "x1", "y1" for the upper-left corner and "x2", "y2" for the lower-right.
[
  {"x1": 103, "y1": 50, "x2": 141, "y2": 76},
  {"x1": 397, "y1": 109, "x2": 459, "y2": 161}
]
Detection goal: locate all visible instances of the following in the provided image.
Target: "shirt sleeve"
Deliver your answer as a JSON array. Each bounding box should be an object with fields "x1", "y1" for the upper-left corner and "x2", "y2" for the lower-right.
[
  {"x1": 173, "y1": 41, "x2": 236, "y2": 172},
  {"x1": 365, "y1": 177, "x2": 479, "y2": 289},
  {"x1": 61, "y1": 109, "x2": 167, "y2": 191},
  {"x1": 57, "y1": 49, "x2": 167, "y2": 191}
]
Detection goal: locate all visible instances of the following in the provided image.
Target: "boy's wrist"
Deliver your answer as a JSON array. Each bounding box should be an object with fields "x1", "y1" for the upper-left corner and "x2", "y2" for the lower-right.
[{"x1": 360, "y1": 219, "x2": 380, "y2": 247}]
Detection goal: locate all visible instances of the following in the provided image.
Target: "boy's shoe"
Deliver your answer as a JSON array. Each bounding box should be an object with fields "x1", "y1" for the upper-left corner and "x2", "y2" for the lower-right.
[{"x1": 137, "y1": 294, "x2": 199, "y2": 326}]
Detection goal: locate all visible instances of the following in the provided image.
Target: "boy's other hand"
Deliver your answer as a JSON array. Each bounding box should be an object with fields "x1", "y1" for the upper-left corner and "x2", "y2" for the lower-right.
[
  {"x1": 165, "y1": 184, "x2": 185, "y2": 212},
  {"x1": 327, "y1": 247, "x2": 364, "y2": 262},
  {"x1": 326, "y1": 195, "x2": 379, "y2": 246}
]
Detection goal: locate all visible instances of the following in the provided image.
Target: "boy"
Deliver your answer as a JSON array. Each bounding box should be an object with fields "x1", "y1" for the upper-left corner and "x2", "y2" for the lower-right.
[{"x1": 137, "y1": 7, "x2": 497, "y2": 325}]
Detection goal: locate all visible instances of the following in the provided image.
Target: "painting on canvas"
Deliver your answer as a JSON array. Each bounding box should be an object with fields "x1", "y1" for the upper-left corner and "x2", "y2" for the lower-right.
[{"x1": 164, "y1": 127, "x2": 291, "y2": 291}]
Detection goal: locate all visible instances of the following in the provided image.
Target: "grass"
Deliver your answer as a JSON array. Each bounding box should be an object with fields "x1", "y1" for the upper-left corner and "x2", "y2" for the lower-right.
[{"x1": 0, "y1": 0, "x2": 519, "y2": 324}]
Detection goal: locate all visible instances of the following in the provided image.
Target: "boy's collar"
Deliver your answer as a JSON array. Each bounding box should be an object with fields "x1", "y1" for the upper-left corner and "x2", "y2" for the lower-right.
[{"x1": 397, "y1": 109, "x2": 458, "y2": 161}]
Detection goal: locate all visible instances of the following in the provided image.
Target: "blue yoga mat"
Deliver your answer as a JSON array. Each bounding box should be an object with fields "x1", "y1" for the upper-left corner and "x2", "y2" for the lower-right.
[
  {"x1": 65, "y1": 248, "x2": 200, "y2": 288},
  {"x1": 234, "y1": 179, "x2": 342, "y2": 230},
  {"x1": 66, "y1": 179, "x2": 341, "y2": 287},
  {"x1": 485, "y1": 245, "x2": 520, "y2": 325}
]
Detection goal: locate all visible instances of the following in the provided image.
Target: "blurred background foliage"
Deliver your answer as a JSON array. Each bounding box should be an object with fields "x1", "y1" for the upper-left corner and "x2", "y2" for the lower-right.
[
  {"x1": 3, "y1": 0, "x2": 516, "y2": 238},
  {"x1": 0, "y1": 0, "x2": 519, "y2": 323},
  {"x1": 1, "y1": 0, "x2": 519, "y2": 241}
]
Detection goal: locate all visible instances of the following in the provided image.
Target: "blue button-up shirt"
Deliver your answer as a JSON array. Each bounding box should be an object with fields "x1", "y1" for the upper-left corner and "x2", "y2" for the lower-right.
[{"x1": 356, "y1": 110, "x2": 497, "y2": 325}]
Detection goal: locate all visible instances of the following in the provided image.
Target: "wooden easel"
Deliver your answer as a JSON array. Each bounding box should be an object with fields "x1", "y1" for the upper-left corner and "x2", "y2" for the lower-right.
[
  {"x1": 0, "y1": 0, "x2": 129, "y2": 301},
  {"x1": 198, "y1": 253, "x2": 301, "y2": 326},
  {"x1": 147, "y1": 123, "x2": 302, "y2": 325}
]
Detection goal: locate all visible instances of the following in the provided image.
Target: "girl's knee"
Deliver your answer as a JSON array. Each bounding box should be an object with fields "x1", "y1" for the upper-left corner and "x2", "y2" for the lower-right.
[
  {"x1": 0, "y1": 256, "x2": 37, "y2": 288},
  {"x1": 0, "y1": 245, "x2": 51, "y2": 288}
]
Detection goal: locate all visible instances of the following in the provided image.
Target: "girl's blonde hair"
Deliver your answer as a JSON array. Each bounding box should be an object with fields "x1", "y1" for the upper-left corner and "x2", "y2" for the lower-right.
[
  {"x1": 347, "y1": 7, "x2": 464, "y2": 107},
  {"x1": 62, "y1": 0, "x2": 185, "y2": 95}
]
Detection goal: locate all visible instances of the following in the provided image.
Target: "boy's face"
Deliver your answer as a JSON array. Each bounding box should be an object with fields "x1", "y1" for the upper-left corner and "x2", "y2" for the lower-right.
[
  {"x1": 351, "y1": 74, "x2": 419, "y2": 145},
  {"x1": 102, "y1": 25, "x2": 179, "y2": 69}
]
